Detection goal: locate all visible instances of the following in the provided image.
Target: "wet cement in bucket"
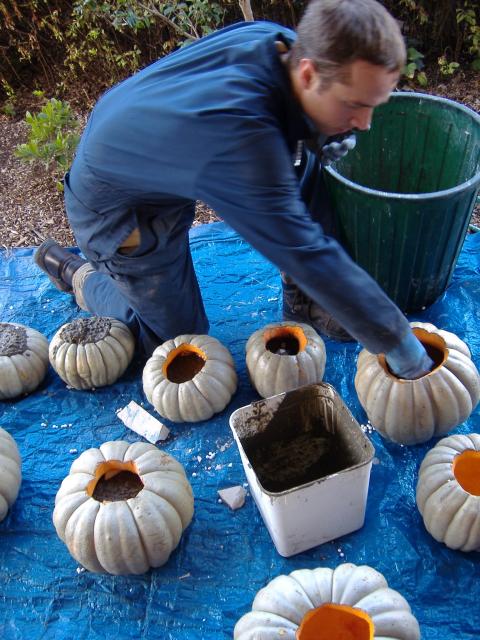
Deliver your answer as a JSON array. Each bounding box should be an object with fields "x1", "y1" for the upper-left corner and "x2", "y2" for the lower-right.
[{"x1": 241, "y1": 388, "x2": 359, "y2": 493}]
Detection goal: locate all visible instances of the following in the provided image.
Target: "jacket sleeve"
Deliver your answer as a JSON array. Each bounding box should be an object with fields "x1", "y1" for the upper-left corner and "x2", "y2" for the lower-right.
[{"x1": 196, "y1": 128, "x2": 411, "y2": 354}]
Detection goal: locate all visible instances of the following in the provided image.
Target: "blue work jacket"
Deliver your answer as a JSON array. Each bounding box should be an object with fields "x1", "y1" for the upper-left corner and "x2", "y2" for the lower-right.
[{"x1": 66, "y1": 20, "x2": 411, "y2": 354}]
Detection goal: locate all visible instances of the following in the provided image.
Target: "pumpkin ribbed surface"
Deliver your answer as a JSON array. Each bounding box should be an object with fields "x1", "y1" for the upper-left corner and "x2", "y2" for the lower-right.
[
  {"x1": 0, "y1": 322, "x2": 48, "y2": 399},
  {"x1": 355, "y1": 322, "x2": 480, "y2": 445},
  {"x1": 53, "y1": 440, "x2": 194, "y2": 574},
  {"x1": 143, "y1": 334, "x2": 237, "y2": 423},
  {"x1": 416, "y1": 433, "x2": 480, "y2": 552},
  {"x1": 49, "y1": 317, "x2": 135, "y2": 389},
  {"x1": 0, "y1": 427, "x2": 21, "y2": 522},
  {"x1": 234, "y1": 563, "x2": 420, "y2": 640},
  {"x1": 246, "y1": 322, "x2": 326, "y2": 398}
]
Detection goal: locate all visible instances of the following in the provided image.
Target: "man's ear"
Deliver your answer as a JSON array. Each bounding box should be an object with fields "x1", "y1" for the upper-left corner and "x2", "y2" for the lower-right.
[{"x1": 297, "y1": 58, "x2": 319, "y2": 90}]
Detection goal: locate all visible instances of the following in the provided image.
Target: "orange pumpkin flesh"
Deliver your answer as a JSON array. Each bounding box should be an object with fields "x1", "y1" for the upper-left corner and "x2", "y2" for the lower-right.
[
  {"x1": 162, "y1": 344, "x2": 206, "y2": 383},
  {"x1": 296, "y1": 603, "x2": 374, "y2": 640},
  {"x1": 453, "y1": 450, "x2": 480, "y2": 496},
  {"x1": 378, "y1": 328, "x2": 448, "y2": 379},
  {"x1": 264, "y1": 326, "x2": 307, "y2": 356}
]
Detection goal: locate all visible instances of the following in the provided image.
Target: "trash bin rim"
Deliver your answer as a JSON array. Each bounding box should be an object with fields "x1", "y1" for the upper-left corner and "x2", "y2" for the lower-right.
[{"x1": 325, "y1": 91, "x2": 480, "y2": 201}]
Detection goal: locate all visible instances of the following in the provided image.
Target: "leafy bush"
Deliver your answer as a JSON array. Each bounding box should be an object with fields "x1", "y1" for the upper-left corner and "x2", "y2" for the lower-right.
[
  {"x1": 403, "y1": 47, "x2": 427, "y2": 86},
  {"x1": 1, "y1": 1, "x2": 304, "y2": 106},
  {"x1": 15, "y1": 93, "x2": 81, "y2": 190},
  {"x1": 0, "y1": 0, "x2": 478, "y2": 108}
]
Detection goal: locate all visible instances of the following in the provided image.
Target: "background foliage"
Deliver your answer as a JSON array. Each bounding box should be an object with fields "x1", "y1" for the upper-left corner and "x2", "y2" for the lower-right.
[{"x1": 1, "y1": 0, "x2": 478, "y2": 109}]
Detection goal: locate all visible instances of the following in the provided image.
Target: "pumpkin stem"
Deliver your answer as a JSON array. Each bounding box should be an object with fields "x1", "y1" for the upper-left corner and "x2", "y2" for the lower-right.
[
  {"x1": 296, "y1": 603, "x2": 374, "y2": 640},
  {"x1": 87, "y1": 460, "x2": 144, "y2": 502},
  {"x1": 453, "y1": 450, "x2": 480, "y2": 496},
  {"x1": 264, "y1": 326, "x2": 307, "y2": 355},
  {"x1": 163, "y1": 344, "x2": 206, "y2": 382}
]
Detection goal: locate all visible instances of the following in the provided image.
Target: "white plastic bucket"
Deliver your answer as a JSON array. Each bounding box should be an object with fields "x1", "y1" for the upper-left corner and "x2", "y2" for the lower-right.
[{"x1": 229, "y1": 383, "x2": 375, "y2": 557}]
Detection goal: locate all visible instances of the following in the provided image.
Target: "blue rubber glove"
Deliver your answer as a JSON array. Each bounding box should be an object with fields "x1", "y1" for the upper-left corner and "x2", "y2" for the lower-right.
[
  {"x1": 320, "y1": 131, "x2": 357, "y2": 166},
  {"x1": 385, "y1": 331, "x2": 434, "y2": 379}
]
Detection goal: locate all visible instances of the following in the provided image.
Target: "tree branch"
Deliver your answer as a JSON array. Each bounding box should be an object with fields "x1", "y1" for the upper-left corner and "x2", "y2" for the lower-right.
[
  {"x1": 137, "y1": 2, "x2": 195, "y2": 41},
  {"x1": 239, "y1": 0, "x2": 254, "y2": 22}
]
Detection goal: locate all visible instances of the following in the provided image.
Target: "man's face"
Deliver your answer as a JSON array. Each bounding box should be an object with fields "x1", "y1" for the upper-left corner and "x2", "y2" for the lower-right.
[{"x1": 296, "y1": 59, "x2": 399, "y2": 136}]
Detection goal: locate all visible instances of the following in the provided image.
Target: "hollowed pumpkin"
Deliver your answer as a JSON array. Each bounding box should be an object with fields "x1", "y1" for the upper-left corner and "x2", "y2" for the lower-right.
[
  {"x1": 416, "y1": 433, "x2": 480, "y2": 551},
  {"x1": 143, "y1": 334, "x2": 237, "y2": 422},
  {"x1": 234, "y1": 563, "x2": 420, "y2": 640},
  {"x1": 355, "y1": 322, "x2": 480, "y2": 445},
  {"x1": 246, "y1": 322, "x2": 326, "y2": 398},
  {"x1": 0, "y1": 427, "x2": 21, "y2": 522},
  {"x1": 49, "y1": 316, "x2": 135, "y2": 390},
  {"x1": 0, "y1": 322, "x2": 48, "y2": 399},
  {"x1": 53, "y1": 440, "x2": 194, "y2": 574}
]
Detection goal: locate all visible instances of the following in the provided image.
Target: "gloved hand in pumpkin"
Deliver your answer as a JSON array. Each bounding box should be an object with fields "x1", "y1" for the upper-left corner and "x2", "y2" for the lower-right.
[
  {"x1": 385, "y1": 331, "x2": 434, "y2": 379},
  {"x1": 320, "y1": 131, "x2": 357, "y2": 166}
]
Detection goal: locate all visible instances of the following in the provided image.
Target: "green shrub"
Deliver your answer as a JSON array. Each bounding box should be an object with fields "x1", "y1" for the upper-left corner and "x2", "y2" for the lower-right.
[{"x1": 15, "y1": 93, "x2": 81, "y2": 190}]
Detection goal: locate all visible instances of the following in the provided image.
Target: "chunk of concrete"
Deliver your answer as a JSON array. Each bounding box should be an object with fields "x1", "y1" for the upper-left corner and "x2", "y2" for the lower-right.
[
  {"x1": 117, "y1": 401, "x2": 170, "y2": 443},
  {"x1": 218, "y1": 485, "x2": 247, "y2": 510}
]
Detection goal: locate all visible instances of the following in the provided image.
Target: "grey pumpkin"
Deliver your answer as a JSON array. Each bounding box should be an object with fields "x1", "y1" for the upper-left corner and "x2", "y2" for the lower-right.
[
  {"x1": 234, "y1": 563, "x2": 420, "y2": 640},
  {"x1": 49, "y1": 317, "x2": 135, "y2": 389},
  {"x1": 416, "y1": 433, "x2": 480, "y2": 552},
  {"x1": 246, "y1": 322, "x2": 326, "y2": 398},
  {"x1": 0, "y1": 427, "x2": 21, "y2": 522},
  {"x1": 355, "y1": 322, "x2": 480, "y2": 445},
  {"x1": 0, "y1": 322, "x2": 49, "y2": 399},
  {"x1": 143, "y1": 334, "x2": 237, "y2": 423},
  {"x1": 53, "y1": 440, "x2": 194, "y2": 574}
]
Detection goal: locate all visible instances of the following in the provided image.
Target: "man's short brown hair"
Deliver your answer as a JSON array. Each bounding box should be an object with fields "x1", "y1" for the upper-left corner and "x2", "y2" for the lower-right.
[{"x1": 290, "y1": 0, "x2": 406, "y2": 87}]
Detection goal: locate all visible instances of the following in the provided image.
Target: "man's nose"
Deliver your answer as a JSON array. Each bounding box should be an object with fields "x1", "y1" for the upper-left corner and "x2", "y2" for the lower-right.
[{"x1": 350, "y1": 108, "x2": 373, "y2": 131}]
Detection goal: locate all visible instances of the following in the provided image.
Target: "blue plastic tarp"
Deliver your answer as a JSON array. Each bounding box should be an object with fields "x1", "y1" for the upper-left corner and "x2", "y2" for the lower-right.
[{"x1": 0, "y1": 222, "x2": 479, "y2": 639}]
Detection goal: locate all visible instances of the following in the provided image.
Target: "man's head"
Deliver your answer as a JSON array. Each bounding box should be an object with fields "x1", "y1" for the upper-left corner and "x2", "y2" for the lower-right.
[{"x1": 289, "y1": 0, "x2": 406, "y2": 135}]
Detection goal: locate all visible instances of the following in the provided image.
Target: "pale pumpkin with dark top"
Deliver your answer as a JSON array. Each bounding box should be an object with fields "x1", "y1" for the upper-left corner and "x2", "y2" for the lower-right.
[
  {"x1": 49, "y1": 316, "x2": 135, "y2": 389},
  {"x1": 0, "y1": 322, "x2": 48, "y2": 399}
]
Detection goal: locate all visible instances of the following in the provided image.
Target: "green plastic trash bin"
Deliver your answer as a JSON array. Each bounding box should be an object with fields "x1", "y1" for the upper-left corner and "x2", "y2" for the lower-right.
[{"x1": 324, "y1": 92, "x2": 480, "y2": 312}]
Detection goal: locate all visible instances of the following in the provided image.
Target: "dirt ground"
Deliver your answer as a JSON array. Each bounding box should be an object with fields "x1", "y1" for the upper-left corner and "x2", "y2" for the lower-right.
[{"x1": 0, "y1": 71, "x2": 479, "y2": 250}]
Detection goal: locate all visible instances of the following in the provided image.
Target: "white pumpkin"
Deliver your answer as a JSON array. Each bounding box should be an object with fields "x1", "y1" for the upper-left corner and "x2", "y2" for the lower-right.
[
  {"x1": 246, "y1": 322, "x2": 326, "y2": 398},
  {"x1": 0, "y1": 322, "x2": 48, "y2": 399},
  {"x1": 0, "y1": 427, "x2": 21, "y2": 522},
  {"x1": 355, "y1": 322, "x2": 480, "y2": 445},
  {"x1": 234, "y1": 563, "x2": 420, "y2": 640},
  {"x1": 416, "y1": 433, "x2": 480, "y2": 552},
  {"x1": 49, "y1": 316, "x2": 135, "y2": 389},
  {"x1": 143, "y1": 334, "x2": 237, "y2": 422},
  {"x1": 53, "y1": 440, "x2": 194, "y2": 574}
]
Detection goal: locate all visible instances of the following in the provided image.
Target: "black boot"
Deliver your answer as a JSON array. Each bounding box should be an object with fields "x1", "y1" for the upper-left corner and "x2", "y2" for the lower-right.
[
  {"x1": 34, "y1": 238, "x2": 87, "y2": 293},
  {"x1": 281, "y1": 273, "x2": 353, "y2": 342}
]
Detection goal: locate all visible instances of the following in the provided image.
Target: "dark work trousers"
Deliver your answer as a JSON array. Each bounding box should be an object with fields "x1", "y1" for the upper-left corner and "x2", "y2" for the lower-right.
[
  {"x1": 65, "y1": 147, "x2": 330, "y2": 356},
  {"x1": 64, "y1": 177, "x2": 209, "y2": 357}
]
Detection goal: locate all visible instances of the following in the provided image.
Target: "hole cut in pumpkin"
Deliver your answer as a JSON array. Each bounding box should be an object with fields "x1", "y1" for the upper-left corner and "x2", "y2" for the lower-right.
[
  {"x1": 413, "y1": 328, "x2": 448, "y2": 370},
  {"x1": 163, "y1": 344, "x2": 206, "y2": 383},
  {"x1": 453, "y1": 450, "x2": 480, "y2": 496},
  {"x1": 264, "y1": 326, "x2": 307, "y2": 356},
  {"x1": 87, "y1": 460, "x2": 144, "y2": 502},
  {"x1": 379, "y1": 328, "x2": 448, "y2": 379},
  {"x1": 296, "y1": 603, "x2": 374, "y2": 640}
]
